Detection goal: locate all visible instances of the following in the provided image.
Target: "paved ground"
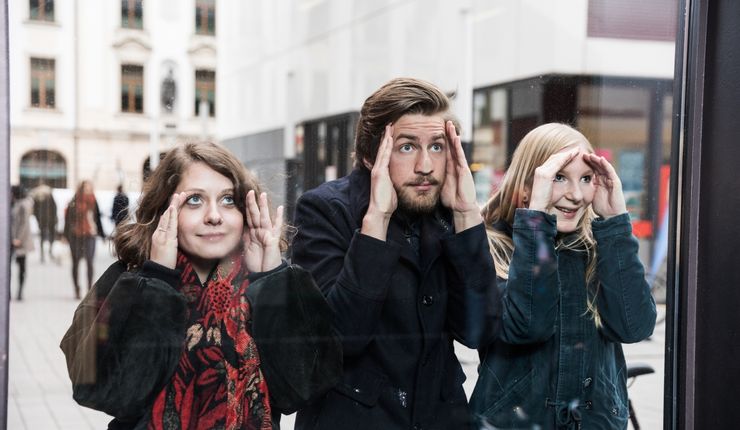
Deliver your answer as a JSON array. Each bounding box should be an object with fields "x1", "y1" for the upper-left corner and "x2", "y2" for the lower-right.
[{"x1": 7, "y1": 239, "x2": 665, "y2": 429}]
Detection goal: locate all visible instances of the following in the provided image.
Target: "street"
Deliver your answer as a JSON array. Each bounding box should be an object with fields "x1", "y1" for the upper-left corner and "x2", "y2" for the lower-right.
[{"x1": 7, "y1": 240, "x2": 665, "y2": 429}]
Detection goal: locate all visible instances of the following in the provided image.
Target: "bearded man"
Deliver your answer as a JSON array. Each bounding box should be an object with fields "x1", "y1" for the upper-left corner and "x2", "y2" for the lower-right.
[{"x1": 291, "y1": 77, "x2": 501, "y2": 430}]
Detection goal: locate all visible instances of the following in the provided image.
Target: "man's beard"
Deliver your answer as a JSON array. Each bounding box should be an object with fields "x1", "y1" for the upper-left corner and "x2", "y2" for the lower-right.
[{"x1": 395, "y1": 175, "x2": 442, "y2": 216}]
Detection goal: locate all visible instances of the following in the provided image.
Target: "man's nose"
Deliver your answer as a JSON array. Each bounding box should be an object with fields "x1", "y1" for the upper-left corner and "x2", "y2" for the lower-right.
[{"x1": 414, "y1": 149, "x2": 433, "y2": 175}]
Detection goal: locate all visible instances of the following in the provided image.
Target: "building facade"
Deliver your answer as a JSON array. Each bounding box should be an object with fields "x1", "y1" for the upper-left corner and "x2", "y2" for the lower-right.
[
  {"x1": 218, "y1": 0, "x2": 676, "y2": 240},
  {"x1": 10, "y1": 0, "x2": 218, "y2": 193}
]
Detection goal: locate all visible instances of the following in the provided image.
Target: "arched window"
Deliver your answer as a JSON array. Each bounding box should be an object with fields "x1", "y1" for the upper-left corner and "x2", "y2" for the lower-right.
[{"x1": 19, "y1": 149, "x2": 66, "y2": 188}]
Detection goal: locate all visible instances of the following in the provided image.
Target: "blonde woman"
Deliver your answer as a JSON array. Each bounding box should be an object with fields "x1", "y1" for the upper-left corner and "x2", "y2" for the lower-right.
[{"x1": 469, "y1": 123, "x2": 656, "y2": 429}]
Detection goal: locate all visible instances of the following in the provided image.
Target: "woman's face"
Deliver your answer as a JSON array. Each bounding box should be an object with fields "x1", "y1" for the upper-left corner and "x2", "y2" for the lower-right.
[
  {"x1": 174, "y1": 162, "x2": 244, "y2": 268},
  {"x1": 545, "y1": 143, "x2": 596, "y2": 233}
]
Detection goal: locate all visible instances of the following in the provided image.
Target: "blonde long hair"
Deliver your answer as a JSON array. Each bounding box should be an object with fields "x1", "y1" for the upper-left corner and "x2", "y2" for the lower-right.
[{"x1": 481, "y1": 123, "x2": 600, "y2": 318}]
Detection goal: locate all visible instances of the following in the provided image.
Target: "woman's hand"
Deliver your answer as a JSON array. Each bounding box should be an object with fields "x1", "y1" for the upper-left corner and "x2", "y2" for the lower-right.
[
  {"x1": 244, "y1": 190, "x2": 284, "y2": 273},
  {"x1": 528, "y1": 149, "x2": 580, "y2": 212},
  {"x1": 361, "y1": 124, "x2": 397, "y2": 241},
  {"x1": 583, "y1": 153, "x2": 627, "y2": 219},
  {"x1": 440, "y1": 120, "x2": 482, "y2": 231},
  {"x1": 150, "y1": 192, "x2": 186, "y2": 269}
]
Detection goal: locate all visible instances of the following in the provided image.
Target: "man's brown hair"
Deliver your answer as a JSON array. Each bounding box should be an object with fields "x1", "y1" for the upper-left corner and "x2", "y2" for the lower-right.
[{"x1": 354, "y1": 77, "x2": 459, "y2": 169}]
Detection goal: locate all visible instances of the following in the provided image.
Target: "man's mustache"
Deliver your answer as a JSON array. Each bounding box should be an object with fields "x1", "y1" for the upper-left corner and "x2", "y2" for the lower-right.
[{"x1": 404, "y1": 176, "x2": 440, "y2": 186}]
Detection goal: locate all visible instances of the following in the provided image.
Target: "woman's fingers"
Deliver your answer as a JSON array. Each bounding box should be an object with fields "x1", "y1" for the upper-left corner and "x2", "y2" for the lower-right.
[
  {"x1": 258, "y1": 192, "x2": 272, "y2": 230},
  {"x1": 273, "y1": 205, "x2": 284, "y2": 235},
  {"x1": 246, "y1": 189, "x2": 260, "y2": 230}
]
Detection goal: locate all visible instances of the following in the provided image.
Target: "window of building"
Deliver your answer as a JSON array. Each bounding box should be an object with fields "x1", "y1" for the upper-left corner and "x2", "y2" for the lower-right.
[
  {"x1": 30, "y1": 58, "x2": 55, "y2": 109},
  {"x1": 587, "y1": 0, "x2": 677, "y2": 41},
  {"x1": 121, "y1": 64, "x2": 144, "y2": 113},
  {"x1": 195, "y1": 70, "x2": 215, "y2": 117},
  {"x1": 121, "y1": 0, "x2": 143, "y2": 29},
  {"x1": 29, "y1": 0, "x2": 54, "y2": 22},
  {"x1": 195, "y1": 0, "x2": 215, "y2": 35}
]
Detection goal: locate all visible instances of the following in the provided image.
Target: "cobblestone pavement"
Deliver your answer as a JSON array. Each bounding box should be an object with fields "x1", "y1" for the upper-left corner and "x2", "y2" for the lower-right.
[{"x1": 7, "y1": 239, "x2": 665, "y2": 429}]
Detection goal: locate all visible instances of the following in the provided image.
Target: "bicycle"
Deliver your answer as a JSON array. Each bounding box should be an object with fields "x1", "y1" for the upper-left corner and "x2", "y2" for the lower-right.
[{"x1": 626, "y1": 363, "x2": 656, "y2": 430}]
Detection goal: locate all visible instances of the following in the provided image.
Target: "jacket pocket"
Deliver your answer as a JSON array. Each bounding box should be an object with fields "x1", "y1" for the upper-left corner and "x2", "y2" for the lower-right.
[
  {"x1": 333, "y1": 369, "x2": 386, "y2": 407},
  {"x1": 479, "y1": 368, "x2": 536, "y2": 426},
  {"x1": 590, "y1": 367, "x2": 629, "y2": 426}
]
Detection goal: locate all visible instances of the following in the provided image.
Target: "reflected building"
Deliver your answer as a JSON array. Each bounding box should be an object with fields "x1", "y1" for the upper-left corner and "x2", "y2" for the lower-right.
[
  {"x1": 219, "y1": 0, "x2": 675, "y2": 251},
  {"x1": 9, "y1": 0, "x2": 218, "y2": 192}
]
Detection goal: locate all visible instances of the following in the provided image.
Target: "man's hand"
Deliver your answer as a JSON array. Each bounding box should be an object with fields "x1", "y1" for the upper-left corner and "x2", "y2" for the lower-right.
[
  {"x1": 150, "y1": 192, "x2": 186, "y2": 269},
  {"x1": 440, "y1": 121, "x2": 482, "y2": 232},
  {"x1": 244, "y1": 190, "x2": 284, "y2": 273},
  {"x1": 361, "y1": 124, "x2": 397, "y2": 241}
]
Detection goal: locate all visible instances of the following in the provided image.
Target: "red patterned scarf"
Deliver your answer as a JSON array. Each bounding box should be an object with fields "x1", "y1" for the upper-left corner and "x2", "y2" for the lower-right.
[{"x1": 147, "y1": 252, "x2": 272, "y2": 430}]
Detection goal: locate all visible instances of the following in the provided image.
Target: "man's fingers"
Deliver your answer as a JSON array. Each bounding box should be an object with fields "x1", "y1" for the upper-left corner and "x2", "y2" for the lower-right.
[{"x1": 374, "y1": 124, "x2": 394, "y2": 173}]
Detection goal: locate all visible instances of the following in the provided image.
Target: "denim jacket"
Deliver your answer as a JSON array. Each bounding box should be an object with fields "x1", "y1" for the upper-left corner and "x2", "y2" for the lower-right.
[{"x1": 470, "y1": 209, "x2": 656, "y2": 429}]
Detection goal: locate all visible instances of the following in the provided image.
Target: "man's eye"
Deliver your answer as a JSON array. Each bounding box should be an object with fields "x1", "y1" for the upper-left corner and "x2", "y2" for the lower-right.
[
  {"x1": 186, "y1": 195, "x2": 202, "y2": 205},
  {"x1": 430, "y1": 143, "x2": 444, "y2": 152},
  {"x1": 581, "y1": 175, "x2": 592, "y2": 183},
  {"x1": 553, "y1": 174, "x2": 565, "y2": 182},
  {"x1": 399, "y1": 144, "x2": 414, "y2": 153}
]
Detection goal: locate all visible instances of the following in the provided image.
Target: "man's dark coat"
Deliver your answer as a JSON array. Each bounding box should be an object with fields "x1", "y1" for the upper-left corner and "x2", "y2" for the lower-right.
[{"x1": 291, "y1": 168, "x2": 500, "y2": 430}]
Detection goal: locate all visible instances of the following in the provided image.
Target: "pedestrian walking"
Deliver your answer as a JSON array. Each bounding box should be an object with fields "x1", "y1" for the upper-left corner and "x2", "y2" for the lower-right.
[
  {"x1": 291, "y1": 78, "x2": 501, "y2": 430},
  {"x1": 469, "y1": 123, "x2": 657, "y2": 429},
  {"x1": 11, "y1": 185, "x2": 35, "y2": 300},
  {"x1": 63, "y1": 180, "x2": 105, "y2": 299},
  {"x1": 30, "y1": 182, "x2": 58, "y2": 263},
  {"x1": 111, "y1": 184, "x2": 130, "y2": 226},
  {"x1": 60, "y1": 142, "x2": 341, "y2": 430}
]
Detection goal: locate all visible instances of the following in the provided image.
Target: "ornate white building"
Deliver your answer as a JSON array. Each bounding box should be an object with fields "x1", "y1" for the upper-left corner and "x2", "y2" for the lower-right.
[{"x1": 9, "y1": 0, "x2": 217, "y2": 192}]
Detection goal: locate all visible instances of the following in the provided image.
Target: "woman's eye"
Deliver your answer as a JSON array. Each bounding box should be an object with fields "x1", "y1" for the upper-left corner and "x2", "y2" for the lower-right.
[
  {"x1": 186, "y1": 195, "x2": 202, "y2": 205},
  {"x1": 222, "y1": 195, "x2": 236, "y2": 206},
  {"x1": 581, "y1": 175, "x2": 592, "y2": 183},
  {"x1": 554, "y1": 174, "x2": 565, "y2": 182},
  {"x1": 399, "y1": 144, "x2": 414, "y2": 153}
]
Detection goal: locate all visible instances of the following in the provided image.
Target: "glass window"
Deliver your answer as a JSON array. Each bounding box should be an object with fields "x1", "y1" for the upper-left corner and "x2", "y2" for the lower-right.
[
  {"x1": 29, "y1": 0, "x2": 54, "y2": 22},
  {"x1": 121, "y1": 64, "x2": 144, "y2": 113},
  {"x1": 588, "y1": 0, "x2": 677, "y2": 41},
  {"x1": 195, "y1": 0, "x2": 215, "y2": 35},
  {"x1": 30, "y1": 58, "x2": 55, "y2": 109},
  {"x1": 121, "y1": 0, "x2": 143, "y2": 29},
  {"x1": 195, "y1": 69, "x2": 215, "y2": 117}
]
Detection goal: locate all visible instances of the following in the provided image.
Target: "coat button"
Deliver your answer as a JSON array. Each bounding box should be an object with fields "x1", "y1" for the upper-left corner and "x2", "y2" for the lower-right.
[
  {"x1": 421, "y1": 295, "x2": 434, "y2": 306},
  {"x1": 583, "y1": 377, "x2": 592, "y2": 388},
  {"x1": 585, "y1": 401, "x2": 592, "y2": 410},
  {"x1": 353, "y1": 387, "x2": 361, "y2": 393}
]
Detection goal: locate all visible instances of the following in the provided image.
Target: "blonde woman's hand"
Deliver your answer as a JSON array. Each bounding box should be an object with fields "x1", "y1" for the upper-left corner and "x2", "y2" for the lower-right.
[
  {"x1": 244, "y1": 190, "x2": 284, "y2": 273},
  {"x1": 150, "y1": 192, "x2": 186, "y2": 269},
  {"x1": 440, "y1": 120, "x2": 482, "y2": 231},
  {"x1": 528, "y1": 149, "x2": 580, "y2": 212},
  {"x1": 361, "y1": 124, "x2": 397, "y2": 241},
  {"x1": 583, "y1": 153, "x2": 627, "y2": 219}
]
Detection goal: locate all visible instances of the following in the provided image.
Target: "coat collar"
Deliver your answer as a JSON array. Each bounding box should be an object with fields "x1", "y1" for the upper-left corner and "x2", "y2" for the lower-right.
[{"x1": 347, "y1": 168, "x2": 452, "y2": 271}]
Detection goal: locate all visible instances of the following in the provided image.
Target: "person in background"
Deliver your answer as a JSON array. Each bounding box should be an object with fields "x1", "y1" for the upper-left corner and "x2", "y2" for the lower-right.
[
  {"x1": 64, "y1": 180, "x2": 106, "y2": 299},
  {"x1": 470, "y1": 123, "x2": 657, "y2": 429},
  {"x1": 291, "y1": 77, "x2": 500, "y2": 429},
  {"x1": 11, "y1": 185, "x2": 35, "y2": 300},
  {"x1": 30, "y1": 182, "x2": 58, "y2": 263},
  {"x1": 111, "y1": 184, "x2": 130, "y2": 226}
]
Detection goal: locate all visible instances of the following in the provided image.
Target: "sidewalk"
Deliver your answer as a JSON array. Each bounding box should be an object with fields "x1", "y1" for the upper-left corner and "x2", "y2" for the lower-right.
[{"x1": 7, "y1": 239, "x2": 665, "y2": 429}]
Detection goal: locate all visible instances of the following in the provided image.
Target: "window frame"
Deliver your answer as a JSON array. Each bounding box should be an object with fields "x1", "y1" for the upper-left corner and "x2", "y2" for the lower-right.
[
  {"x1": 121, "y1": 64, "x2": 144, "y2": 114},
  {"x1": 194, "y1": 69, "x2": 215, "y2": 117},
  {"x1": 29, "y1": 0, "x2": 54, "y2": 22},
  {"x1": 30, "y1": 57, "x2": 55, "y2": 109}
]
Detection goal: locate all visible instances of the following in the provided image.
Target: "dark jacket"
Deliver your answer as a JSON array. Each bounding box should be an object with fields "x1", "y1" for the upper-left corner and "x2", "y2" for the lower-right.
[
  {"x1": 469, "y1": 209, "x2": 657, "y2": 429},
  {"x1": 60, "y1": 260, "x2": 340, "y2": 429},
  {"x1": 63, "y1": 198, "x2": 105, "y2": 240},
  {"x1": 291, "y1": 169, "x2": 500, "y2": 430}
]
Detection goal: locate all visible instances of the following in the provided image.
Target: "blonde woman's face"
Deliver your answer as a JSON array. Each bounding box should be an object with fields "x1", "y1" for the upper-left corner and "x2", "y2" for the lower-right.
[{"x1": 547, "y1": 144, "x2": 596, "y2": 233}]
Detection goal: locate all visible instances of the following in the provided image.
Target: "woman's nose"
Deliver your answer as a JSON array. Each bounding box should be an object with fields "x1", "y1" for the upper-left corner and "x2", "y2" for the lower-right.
[{"x1": 205, "y1": 203, "x2": 223, "y2": 225}]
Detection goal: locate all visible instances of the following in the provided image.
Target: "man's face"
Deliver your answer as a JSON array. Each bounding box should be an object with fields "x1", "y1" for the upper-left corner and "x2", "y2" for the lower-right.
[{"x1": 388, "y1": 113, "x2": 448, "y2": 215}]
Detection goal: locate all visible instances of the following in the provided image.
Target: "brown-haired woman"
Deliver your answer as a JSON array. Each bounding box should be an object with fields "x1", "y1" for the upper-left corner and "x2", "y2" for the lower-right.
[
  {"x1": 60, "y1": 141, "x2": 340, "y2": 430},
  {"x1": 64, "y1": 180, "x2": 106, "y2": 299}
]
